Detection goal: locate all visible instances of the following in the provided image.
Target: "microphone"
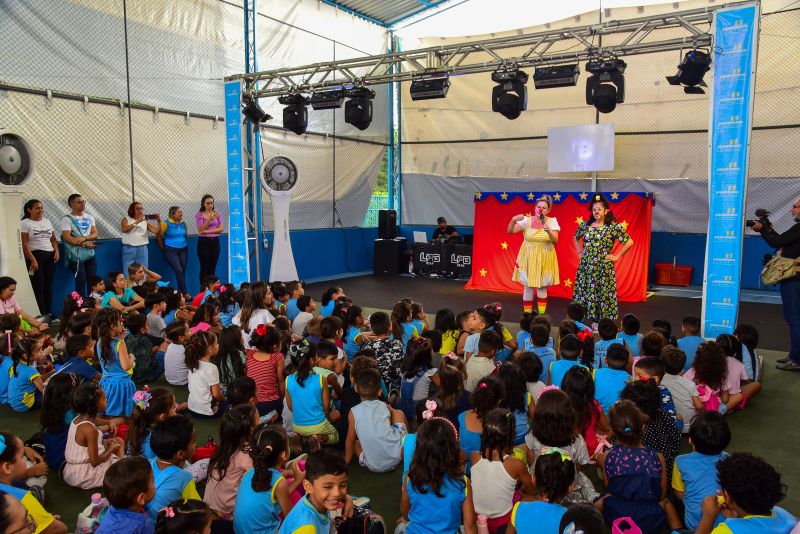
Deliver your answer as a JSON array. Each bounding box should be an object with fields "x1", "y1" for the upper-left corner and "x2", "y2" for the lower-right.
[{"x1": 540, "y1": 213, "x2": 545, "y2": 226}]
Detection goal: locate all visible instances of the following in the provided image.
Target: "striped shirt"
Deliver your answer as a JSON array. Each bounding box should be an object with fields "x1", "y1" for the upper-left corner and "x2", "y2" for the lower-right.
[{"x1": 246, "y1": 349, "x2": 282, "y2": 403}]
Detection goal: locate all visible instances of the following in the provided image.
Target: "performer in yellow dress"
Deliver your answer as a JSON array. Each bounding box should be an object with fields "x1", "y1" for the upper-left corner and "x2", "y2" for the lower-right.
[{"x1": 507, "y1": 194, "x2": 560, "y2": 314}]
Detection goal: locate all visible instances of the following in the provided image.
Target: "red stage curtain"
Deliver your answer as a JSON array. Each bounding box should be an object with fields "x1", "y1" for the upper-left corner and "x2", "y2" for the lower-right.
[{"x1": 465, "y1": 192, "x2": 654, "y2": 302}]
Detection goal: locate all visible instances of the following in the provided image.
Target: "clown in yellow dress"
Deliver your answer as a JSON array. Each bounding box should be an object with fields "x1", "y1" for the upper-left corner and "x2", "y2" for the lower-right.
[{"x1": 508, "y1": 195, "x2": 560, "y2": 314}]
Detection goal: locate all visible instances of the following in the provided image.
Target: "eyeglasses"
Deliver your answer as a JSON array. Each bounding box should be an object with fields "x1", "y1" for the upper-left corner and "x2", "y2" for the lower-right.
[
  {"x1": 793, "y1": 204, "x2": 800, "y2": 209},
  {"x1": 9, "y1": 515, "x2": 36, "y2": 534}
]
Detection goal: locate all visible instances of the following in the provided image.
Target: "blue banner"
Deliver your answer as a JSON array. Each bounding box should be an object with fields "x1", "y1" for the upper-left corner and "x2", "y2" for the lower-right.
[
  {"x1": 702, "y1": 3, "x2": 760, "y2": 338},
  {"x1": 224, "y1": 80, "x2": 250, "y2": 287}
]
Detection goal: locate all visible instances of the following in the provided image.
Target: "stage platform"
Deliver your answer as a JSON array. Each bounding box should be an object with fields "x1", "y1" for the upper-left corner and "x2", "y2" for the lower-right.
[{"x1": 307, "y1": 275, "x2": 789, "y2": 352}]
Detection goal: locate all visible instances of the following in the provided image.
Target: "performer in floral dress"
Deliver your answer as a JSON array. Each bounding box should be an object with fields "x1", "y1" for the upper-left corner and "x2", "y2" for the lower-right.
[
  {"x1": 508, "y1": 195, "x2": 560, "y2": 314},
  {"x1": 573, "y1": 194, "x2": 634, "y2": 325}
]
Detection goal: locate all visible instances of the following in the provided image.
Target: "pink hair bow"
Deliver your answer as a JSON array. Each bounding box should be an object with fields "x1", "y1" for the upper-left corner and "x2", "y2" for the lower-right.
[
  {"x1": 540, "y1": 385, "x2": 560, "y2": 394},
  {"x1": 422, "y1": 400, "x2": 437, "y2": 420},
  {"x1": 71, "y1": 291, "x2": 83, "y2": 308},
  {"x1": 219, "y1": 285, "x2": 227, "y2": 293},
  {"x1": 443, "y1": 352, "x2": 458, "y2": 361},
  {"x1": 162, "y1": 507, "x2": 175, "y2": 518}
]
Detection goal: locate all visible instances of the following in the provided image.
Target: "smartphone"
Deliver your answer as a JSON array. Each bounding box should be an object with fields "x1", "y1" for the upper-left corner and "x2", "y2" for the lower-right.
[{"x1": 146, "y1": 214, "x2": 159, "y2": 221}]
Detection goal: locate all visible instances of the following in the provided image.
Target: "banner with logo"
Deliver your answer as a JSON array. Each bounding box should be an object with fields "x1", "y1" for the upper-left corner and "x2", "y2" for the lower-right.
[
  {"x1": 224, "y1": 80, "x2": 250, "y2": 287},
  {"x1": 702, "y1": 3, "x2": 760, "y2": 338},
  {"x1": 465, "y1": 192, "x2": 654, "y2": 302}
]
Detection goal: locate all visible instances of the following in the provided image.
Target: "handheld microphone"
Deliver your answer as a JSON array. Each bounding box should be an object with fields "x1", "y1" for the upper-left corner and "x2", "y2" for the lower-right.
[{"x1": 540, "y1": 213, "x2": 545, "y2": 226}]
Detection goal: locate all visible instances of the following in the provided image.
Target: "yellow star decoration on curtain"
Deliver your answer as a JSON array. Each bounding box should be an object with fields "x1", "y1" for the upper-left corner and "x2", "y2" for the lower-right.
[
  {"x1": 553, "y1": 193, "x2": 562, "y2": 201},
  {"x1": 564, "y1": 279, "x2": 573, "y2": 287},
  {"x1": 500, "y1": 192, "x2": 509, "y2": 200},
  {"x1": 579, "y1": 192, "x2": 588, "y2": 200},
  {"x1": 501, "y1": 242, "x2": 509, "y2": 250},
  {"x1": 610, "y1": 192, "x2": 620, "y2": 200},
  {"x1": 475, "y1": 192, "x2": 482, "y2": 199},
  {"x1": 620, "y1": 220, "x2": 629, "y2": 231},
  {"x1": 527, "y1": 193, "x2": 535, "y2": 200},
  {"x1": 575, "y1": 216, "x2": 585, "y2": 224},
  {"x1": 479, "y1": 268, "x2": 488, "y2": 277}
]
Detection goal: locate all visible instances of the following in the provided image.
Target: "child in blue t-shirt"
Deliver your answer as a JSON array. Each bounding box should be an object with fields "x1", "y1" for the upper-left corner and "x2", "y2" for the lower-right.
[
  {"x1": 145, "y1": 415, "x2": 202, "y2": 521},
  {"x1": 508, "y1": 450, "x2": 574, "y2": 534},
  {"x1": 95, "y1": 456, "x2": 156, "y2": 534},
  {"x1": 617, "y1": 313, "x2": 644, "y2": 358},
  {"x1": 284, "y1": 280, "x2": 304, "y2": 322},
  {"x1": 410, "y1": 302, "x2": 429, "y2": 340},
  {"x1": 672, "y1": 412, "x2": 731, "y2": 531},
  {"x1": 549, "y1": 335, "x2": 586, "y2": 388},
  {"x1": 391, "y1": 301, "x2": 419, "y2": 351},
  {"x1": 516, "y1": 312, "x2": 534, "y2": 354},
  {"x1": 594, "y1": 318, "x2": 624, "y2": 369},
  {"x1": 594, "y1": 344, "x2": 631, "y2": 413},
  {"x1": 677, "y1": 315, "x2": 704, "y2": 372},
  {"x1": 278, "y1": 449, "x2": 353, "y2": 534},
  {"x1": 692, "y1": 453, "x2": 797, "y2": 534},
  {"x1": 285, "y1": 340, "x2": 340, "y2": 447},
  {"x1": 342, "y1": 305, "x2": 365, "y2": 361},
  {"x1": 61, "y1": 334, "x2": 101, "y2": 383},
  {"x1": 154, "y1": 499, "x2": 211, "y2": 534},
  {"x1": 7, "y1": 337, "x2": 49, "y2": 412},
  {"x1": 526, "y1": 324, "x2": 556, "y2": 384}
]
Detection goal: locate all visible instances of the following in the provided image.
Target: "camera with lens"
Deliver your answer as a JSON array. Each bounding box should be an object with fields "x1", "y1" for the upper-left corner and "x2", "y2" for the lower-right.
[{"x1": 745, "y1": 208, "x2": 772, "y2": 231}]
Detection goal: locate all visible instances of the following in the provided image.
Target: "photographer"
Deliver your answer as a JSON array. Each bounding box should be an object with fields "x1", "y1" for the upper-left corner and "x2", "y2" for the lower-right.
[{"x1": 751, "y1": 199, "x2": 800, "y2": 371}]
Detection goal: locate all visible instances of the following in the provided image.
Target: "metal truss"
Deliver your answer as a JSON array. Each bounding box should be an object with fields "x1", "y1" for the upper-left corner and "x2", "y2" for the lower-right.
[{"x1": 225, "y1": 3, "x2": 748, "y2": 98}]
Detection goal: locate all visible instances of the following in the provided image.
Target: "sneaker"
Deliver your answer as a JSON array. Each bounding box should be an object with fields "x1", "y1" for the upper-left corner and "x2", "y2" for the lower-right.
[
  {"x1": 776, "y1": 360, "x2": 800, "y2": 371},
  {"x1": 777, "y1": 356, "x2": 790, "y2": 364}
]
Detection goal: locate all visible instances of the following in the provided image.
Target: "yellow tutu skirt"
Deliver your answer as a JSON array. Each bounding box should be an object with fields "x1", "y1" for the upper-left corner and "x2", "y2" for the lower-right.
[{"x1": 512, "y1": 228, "x2": 560, "y2": 288}]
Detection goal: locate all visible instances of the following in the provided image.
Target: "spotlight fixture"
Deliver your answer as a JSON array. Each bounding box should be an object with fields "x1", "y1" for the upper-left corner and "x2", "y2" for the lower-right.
[
  {"x1": 241, "y1": 95, "x2": 272, "y2": 128},
  {"x1": 585, "y1": 58, "x2": 626, "y2": 113},
  {"x1": 410, "y1": 75, "x2": 450, "y2": 100},
  {"x1": 344, "y1": 87, "x2": 375, "y2": 131},
  {"x1": 491, "y1": 69, "x2": 528, "y2": 120},
  {"x1": 533, "y1": 64, "x2": 580, "y2": 89},
  {"x1": 310, "y1": 89, "x2": 345, "y2": 110},
  {"x1": 278, "y1": 94, "x2": 309, "y2": 135},
  {"x1": 666, "y1": 49, "x2": 712, "y2": 94}
]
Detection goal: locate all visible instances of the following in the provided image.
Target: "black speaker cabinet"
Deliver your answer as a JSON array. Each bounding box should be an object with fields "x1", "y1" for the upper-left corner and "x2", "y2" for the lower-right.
[
  {"x1": 378, "y1": 209, "x2": 397, "y2": 239},
  {"x1": 374, "y1": 238, "x2": 405, "y2": 275}
]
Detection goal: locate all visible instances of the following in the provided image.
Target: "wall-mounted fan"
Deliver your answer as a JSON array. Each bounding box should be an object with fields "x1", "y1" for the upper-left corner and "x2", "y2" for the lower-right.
[
  {"x1": 260, "y1": 156, "x2": 299, "y2": 282},
  {"x1": 0, "y1": 129, "x2": 40, "y2": 315}
]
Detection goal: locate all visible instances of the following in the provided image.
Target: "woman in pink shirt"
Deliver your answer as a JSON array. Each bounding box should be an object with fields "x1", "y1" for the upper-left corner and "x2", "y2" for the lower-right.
[
  {"x1": 195, "y1": 195, "x2": 224, "y2": 288},
  {"x1": 0, "y1": 277, "x2": 48, "y2": 332}
]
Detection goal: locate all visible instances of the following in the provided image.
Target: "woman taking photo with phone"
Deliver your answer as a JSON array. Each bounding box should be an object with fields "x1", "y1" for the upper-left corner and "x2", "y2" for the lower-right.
[
  {"x1": 120, "y1": 201, "x2": 161, "y2": 273},
  {"x1": 196, "y1": 194, "x2": 224, "y2": 286}
]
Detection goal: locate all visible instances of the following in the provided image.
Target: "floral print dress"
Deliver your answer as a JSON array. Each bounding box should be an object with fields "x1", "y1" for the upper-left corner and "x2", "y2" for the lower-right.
[{"x1": 573, "y1": 221, "x2": 630, "y2": 321}]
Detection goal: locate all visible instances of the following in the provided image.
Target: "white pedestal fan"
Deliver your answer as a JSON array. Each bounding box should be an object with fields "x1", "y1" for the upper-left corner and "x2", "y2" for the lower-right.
[{"x1": 260, "y1": 156, "x2": 299, "y2": 282}]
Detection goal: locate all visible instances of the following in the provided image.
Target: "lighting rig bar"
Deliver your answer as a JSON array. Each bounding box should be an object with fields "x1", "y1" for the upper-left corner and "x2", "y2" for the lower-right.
[{"x1": 225, "y1": 3, "x2": 743, "y2": 98}]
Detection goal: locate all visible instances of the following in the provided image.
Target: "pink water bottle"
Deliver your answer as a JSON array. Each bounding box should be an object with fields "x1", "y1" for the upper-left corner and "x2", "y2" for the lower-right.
[
  {"x1": 88, "y1": 493, "x2": 105, "y2": 519},
  {"x1": 476, "y1": 514, "x2": 489, "y2": 534}
]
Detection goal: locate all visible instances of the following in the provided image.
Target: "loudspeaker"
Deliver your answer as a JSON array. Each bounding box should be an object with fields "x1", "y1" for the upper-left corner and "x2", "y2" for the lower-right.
[
  {"x1": 378, "y1": 209, "x2": 397, "y2": 239},
  {"x1": 374, "y1": 238, "x2": 405, "y2": 276}
]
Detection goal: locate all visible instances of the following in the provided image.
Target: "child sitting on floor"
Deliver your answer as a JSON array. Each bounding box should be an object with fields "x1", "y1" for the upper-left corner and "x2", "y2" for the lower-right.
[
  {"x1": 61, "y1": 334, "x2": 101, "y2": 383},
  {"x1": 154, "y1": 499, "x2": 212, "y2": 534},
  {"x1": 518, "y1": 351, "x2": 545, "y2": 402},
  {"x1": 125, "y1": 313, "x2": 166, "y2": 385},
  {"x1": 185, "y1": 331, "x2": 225, "y2": 418},
  {"x1": 7, "y1": 337, "x2": 48, "y2": 412},
  {"x1": 95, "y1": 308, "x2": 136, "y2": 418},
  {"x1": 617, "y1": 313, "x2": 643, "y2": 358},
  {"x1": 399, "y1": 337, "x2": 439, "y2": 420},
  {"x1": 677, "y1": 315, "x2": 703, "y2": 371},
  {"x1": 95, "y1": 456, "x2": 155, "y2": 534},
  {"x1": 593, "y1": 343, "x2": 630, "y2": 414},
  {"x1": 549, "y1": 334, "x2": 587, "y2": 388},
  {"x1": 508, "y1": 449, "x2": 575, "y2": 534},
  {"x1": 684, "y1": 341, "x2": 730, "y2": 414},
  {"x1": 594, "y1": 318, "x2": 624, "y2": 369},
  {"x1": 345, "y1": 368, "x2": 408, "y2": 472},
  {"x1": 660, "y1": 345, "x2": 700, "y2": 433},
  {"x1": 163, "y1": 320, "x2": 190, "y2": 386},
  {"x1": 633, "y1": 356, "x2": 681, "y2": 431},
  {"x1": 465, "y1": 331, "x2": 500, "y2": 392},
  {"x1": 525, "y1": 324, "x2": 556, "y2": 384}
]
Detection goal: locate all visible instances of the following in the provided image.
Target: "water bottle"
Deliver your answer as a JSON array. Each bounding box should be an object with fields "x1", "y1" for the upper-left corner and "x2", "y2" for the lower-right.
[
  {"x1": 88, "y1": 493, "x2": 107, "y2": 519},
  {"x1": 476, "y1": 514, "x2": 489, "y2": 534}
]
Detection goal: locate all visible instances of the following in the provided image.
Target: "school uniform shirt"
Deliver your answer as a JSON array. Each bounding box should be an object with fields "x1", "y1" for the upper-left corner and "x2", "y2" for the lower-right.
[
  {"x1": 594, "y1": 368, "x2": 631, "y2": 413},
  {"x1": 343, "y1": 326, "x2": 363, "y2": 361},
  {"x1": 95, "y1": 506, "x2": 153, "y2": 534},
  {"x1": 549, "y1": 360, "x2": 586, "y2": 388},
  {"x1": 0, "y1": 356, "x2": 13, "y2": 404},
  {"x1": 145, "y1": 458, "x2": 201, "y2": 521},
  {"x1": 164, "y1": 343, "x2": 189, "y2": 386},
  {"x1": 319, "y1": 300, "x2": 335, "y2": 318},
  {"x1": 465, "y1": 356, "x2": 496, "y2": 392},
  {"x1": 286, "y1": 373, "x2": 326, "y2": 426},
  {"x1": 61, "y1": 357, "x2": 101, "y2": 382},
  {"x1": 516, "y1": 331, "x2": 531, "y2": 353},
  {"x1": 187, "y1": 360, "x2": 220, "y2": 415},
  {"x1": 233, "y1": 467, "x2": 284, "y2": 533},
  {"x1": 617, "y1": 332, "x2": 643, "y2": 357},
  {"x1": 7, "y1": 362, "x2": 41, "y2": 412},
  {"x1": 405, "y1": 475, "x2": 468, "y2": 534},
  {"x1": 593, "y1": 338, "x2": 623, "y2": 368},
  {"x1": 677, "y1": 336, "x2": 705, "y2": 371},
  {"x1": 661, "y1": 373, "x2": 699, "y2": 433},
  {"x1": 391, "y1": 322, "x2": 419, "y2": 351},
  {"x1": 510, "y1": 501, "x2": 566, "y2": 534},
  {"x1": 710, "y1": 507, "x2": 797, "y2": 534},
  {"x1": 20, "y1": 218, "x2": 56, "y2": 251},
  {"x1": 277, "y1": 495, "x2": 331, "y2": 534},
  {"x1": 0, "y1": 482, "x2": 56, "y2": 534},
  {"x1": 672, "y1": 451, "x2": 729, "y2": 530},
  {"x1": 529, "y1": 346, "x2": 557, "y2": 384}
]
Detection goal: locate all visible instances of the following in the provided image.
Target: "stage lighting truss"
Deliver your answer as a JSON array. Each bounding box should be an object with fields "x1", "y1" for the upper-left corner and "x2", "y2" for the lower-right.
[
  {"x1": 666, "y1": 48, "x2": 712, "y2": 94},
  {"x1": 278, "y1": 93, "x2": 309, "y2": 135},
  {"x1": 410, "y1": 75, "x2": 450, "y2": 100},
  {"x1": 344, "y1": 86, "x2": 376, "y2": 130},
  {"x1": 491, "y1": 69, "x2": 528, "y2": 120},
  {"x1": 310, "y1": 88, "x2": 345, "y2": 110},
  {"x1": 585, "y1": 58, "x2": 626, "y2": 114}
]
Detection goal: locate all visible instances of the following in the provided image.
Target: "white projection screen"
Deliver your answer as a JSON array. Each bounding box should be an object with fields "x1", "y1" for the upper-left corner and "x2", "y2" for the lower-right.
[{"x1": 547, "y1": 123, "x2": 615, "y2": 172}]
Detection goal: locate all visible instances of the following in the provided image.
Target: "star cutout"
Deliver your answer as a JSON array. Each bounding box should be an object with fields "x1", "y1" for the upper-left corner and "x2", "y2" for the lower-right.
[
  {"x1": 527, "y1": 192, "x2": 535, "y2": 200},
  {"x1": 553, "y1": 193, "x2": 562, "y2": 201},
  {"x1": 501, "y1": 242, "x2": 509, "y2": 250},
  {"x1": 479, "y1": 268, "x2": 488, "y2": 277},
  {"x1": 564, "y1": 278, "x2": 573, "y2": 288},
  {"x1": 475, "y1": 192, "x2": 482, "y2": 199},
  {"x1": 620, "y1": 220, "x2": 629, "y2": 231},
  {"x1": 500, "y1": 192, "x2": 508, "y2": 200},
  {"x1": 579, "y1": 192, "x2": 588, "y2": 200},
  {"x1": 610, "y1": 192, "x2": 620, "y2": 200},
  {"x1": 575, "y1": 216, "x2": 585, "y2": 224}
]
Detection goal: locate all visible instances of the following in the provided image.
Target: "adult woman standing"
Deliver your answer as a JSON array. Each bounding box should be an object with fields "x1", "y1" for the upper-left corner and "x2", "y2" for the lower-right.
[
  {"x1": 159, "y1": 206, "x2": 189, "y2": 295},
  {"x1": 60, "y1": 193, "x2": 98, "y2": 296},
  {"x1": 20, "y1": 199, "x2": 59, "y2": 320},
  {"x1": 195, "y1": 194, "x2": 224, "y2": 286},
  {"x1": 508, "y1": 194, "x2": 560, "y2": 315},
  {"x1": 120, "y1": 202, "x2": 160, "y2": 274},
  {"x1": 573, "y1": 194, "x2": 634, "y2": 326}
]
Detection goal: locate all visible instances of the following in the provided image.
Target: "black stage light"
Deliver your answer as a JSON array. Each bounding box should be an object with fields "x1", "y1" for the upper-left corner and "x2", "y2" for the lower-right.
[
  {"x1": 310, "y1": 89, "x2": 345, "y2": 110},
  {"x1": 344, "y1": 87, "x2": 376, "y2": 130},
  {"x1": 278, "y1": 94, "x2": 309, "y2": 135},
  {"x1": 410, "y1": 76, "x2": 450, "y2": 100},
  {"x1": 667, "y1": 49, "x2": 712, "y2": 94},
  {"x1": 585, "y1": 58, "x2": 626, "y2": 113},
  {"x1": 241, "y1": 95, "x2": 272, "y2": 127},
  {"x1": 533, "y1": 64, "x2": 580, "y2": 89},
  {"x1": 491, "y1": 69, "x2": 528, "y2": 120}
]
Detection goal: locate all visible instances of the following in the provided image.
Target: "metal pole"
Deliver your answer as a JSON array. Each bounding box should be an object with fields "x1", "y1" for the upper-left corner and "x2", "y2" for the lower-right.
[
  {"x1": 387, "y1": 31, "x2": 395, "y2": 210},
  {"x1": 122, "y1": 0, "x2": 135, "y2": 200}
]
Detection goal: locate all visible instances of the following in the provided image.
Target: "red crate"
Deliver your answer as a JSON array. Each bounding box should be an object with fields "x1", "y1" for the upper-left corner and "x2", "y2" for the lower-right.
[{"x1": 655, "y1": 264, "x2": 693, "y2": 286}]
